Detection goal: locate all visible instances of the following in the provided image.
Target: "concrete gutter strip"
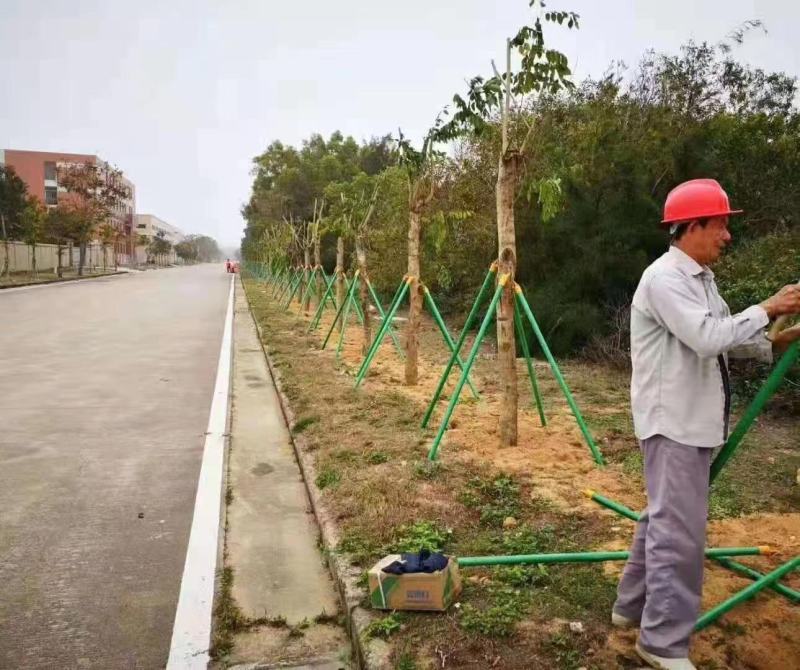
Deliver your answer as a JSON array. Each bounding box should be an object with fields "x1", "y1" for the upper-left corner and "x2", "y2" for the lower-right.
[
  {"x1": 0, "y1": 271, "x2": 128, "y2": 290},
  {"x1": 242, "y1": 279, "x2": 391, "y2": 670}
]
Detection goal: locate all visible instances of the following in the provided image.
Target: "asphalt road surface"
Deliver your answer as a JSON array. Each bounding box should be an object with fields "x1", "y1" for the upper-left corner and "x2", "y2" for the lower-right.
[{"x1": 0, "y1": 265, "x2": 232, "y2": 669}]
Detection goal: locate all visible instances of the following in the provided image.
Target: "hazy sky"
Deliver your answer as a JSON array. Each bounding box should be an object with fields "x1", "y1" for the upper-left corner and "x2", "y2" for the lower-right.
[{"x1": 2, "y1": 1, "x2": 798, "y2": 248}]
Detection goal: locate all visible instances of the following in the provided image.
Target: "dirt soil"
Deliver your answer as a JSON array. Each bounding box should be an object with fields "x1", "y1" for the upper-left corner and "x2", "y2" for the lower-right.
[{"x1": 245, "y1": 277, "x2": 800, "y2": 670}]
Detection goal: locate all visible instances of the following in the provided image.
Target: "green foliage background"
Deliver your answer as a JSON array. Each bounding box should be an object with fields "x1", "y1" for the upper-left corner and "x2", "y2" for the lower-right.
[{"x1": 241, "y1": 40, "x2": 799, "y2": 357}]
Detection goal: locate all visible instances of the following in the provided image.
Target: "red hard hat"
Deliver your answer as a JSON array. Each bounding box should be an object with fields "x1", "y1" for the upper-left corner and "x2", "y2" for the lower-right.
[{"x1": 661, "y1": 179, "x2": 743, "y2": 226}]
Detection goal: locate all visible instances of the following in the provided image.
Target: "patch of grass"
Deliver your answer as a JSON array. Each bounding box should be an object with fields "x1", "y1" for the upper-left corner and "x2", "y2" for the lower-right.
[
  {"x1": 621, "y1": 449, "x2": 644, "y2": 480},
  {"x1": 530, "y1": 564, "x2": 617, "y2": 623},
  {"x1": 412, "y1": 459, "x2": 442, "y2": 480},
  {"x1": 392, "y1": 520, "x2": 452, "y2": 553},
  {"x1": 587, "y1": 410, "x2": 632, "y2": 438},
  {"x1": 314, "y1": 610, "x2": 341, "y2": 625},
  {"x1": 365, "y1": 450, "x2": 390, "y2": 465},
  {"x1": 364, "y1": 612, "x2": 405, "y2": 639},
  {"x1": 709, "y1": 473, "x2": 750, "y2": 519},
  {"x1": 541, "y1": 631, "x2": 585, "y2": 670},
  {"x1": 395, "y1": 651, "x2": 418, "y2": 670},
  {"x1": 210, "y1": 567, "x2": 246, "y2": 659},
  {"x1": 459, "y1": 585, "x2": 532, "y2": 637},
  {"x1": 495, "y1": 564, "x2": 550, "y2": 587},
  {"x1": 460, "y1": 474, "x2": 521, "y2": 527},
  {"x1": 339, "y1": 531, "x2": 381, "y2": 566},
  {"x1": 225, "y1": 485, "x2": 234, "y2": 506},
  {"x1": 315, "y1": 465, "x2": 342, "y2": 490},
  {"x1": 292, "y1": 415, "x2": 319, "y2": 433}
]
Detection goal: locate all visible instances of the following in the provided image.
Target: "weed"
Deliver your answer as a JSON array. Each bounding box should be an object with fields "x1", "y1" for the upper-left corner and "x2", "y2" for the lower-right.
[
  {"x1": 364, "y1": 612, "x2": 404, "y2": 639},
  {"x1": 459, "y1": 585, "x2": 531, "y2": 637},
  {"x1": 395, "y1": 651, "x2": 418, "y2": 670},
  {"x1": 460, "y1": 475, "x2": 521, "y2": 527},
  {"x1": 338, "y1": 530, "x2": 380, "y2": 566},
  {"x1": 412, "y1": 459, "x2": 442, "y2": 480},
  {"x1": 542, "y1": 632, "x2": 584, "y2": 670},
  {"x1": 366, "y1": 451, "x2": 390, "y2": 465},
  {"x1": 225, "y1": 485, "x2": 234, "y2": 506},
  {"x1": 210, "y1": 567, "x2": 245, "y2": 658},
  {"x1": 392, "y1": 520, "x2": 452, "y2": 553},
  {"x1": 315, "y1": 465, "x2": 341, "y2": 490},
  {"x1": 495, "y1": 564, "x2": 550, "y2": 587},
  {"x1": 292, "y1": 415, "x2": 319, "y2": 434},
  {"x1": 314, "y1": 610, "x2": 341, "y2": 625}
]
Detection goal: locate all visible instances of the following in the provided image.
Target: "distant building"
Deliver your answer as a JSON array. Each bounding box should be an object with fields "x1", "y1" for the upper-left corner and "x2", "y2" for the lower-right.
[
  {"x1": 133, "y1": 214, "x2": 184, "y2": 265},
  {"x1": 0, "y1": 149, "x2": 136, "y2": 263}
]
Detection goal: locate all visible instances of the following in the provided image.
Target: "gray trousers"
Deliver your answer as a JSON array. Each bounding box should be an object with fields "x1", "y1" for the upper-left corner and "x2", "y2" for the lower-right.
[{"x1": 613, "y1": 435, "x2": 713, "y2": 658}]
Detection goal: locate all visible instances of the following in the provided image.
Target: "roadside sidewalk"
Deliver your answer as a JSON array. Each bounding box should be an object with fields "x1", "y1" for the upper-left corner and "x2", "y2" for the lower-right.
[{"x1": 213, "y1": 282, "x2": 349, "y2": 669}]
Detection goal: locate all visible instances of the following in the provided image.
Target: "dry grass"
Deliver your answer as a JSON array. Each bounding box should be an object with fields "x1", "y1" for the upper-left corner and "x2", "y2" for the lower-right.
[{"x1": 244, "y1": 276, "x2": 800, "y2": 670}]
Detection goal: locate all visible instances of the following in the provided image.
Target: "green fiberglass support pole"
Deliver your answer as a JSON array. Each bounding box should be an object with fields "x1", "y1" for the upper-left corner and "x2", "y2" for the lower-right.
[
  {"x1": 584, "y1": 489, "x2": 640, "y2": 522},
  {"x1": 355, "y1": 277, "x2": 412, "y2": 387},
  {"x1": 336, "y1": 275, "x2": 361, "y2": 359},
  {"x1": 274, "y1": 269, "x2": 295, "y2": 302},
  {"x1": 345, "y1": 275, "x2": 366, "y2": 324},
  {"x1": 299, "y1": 266, "x2": 319, "y2": 311},
  {"x1": 457, "y1": 547, "x2": 770, "y2": 568},
  {"x1": 421, "y1": 264, "x2": 497, "y2": 429},
  {"x1": 713, "y1": 556, "x2": 800, "y2": 603},
  {"x1": 514, "y1": 304, "x2": 547, "y2": 427},
  {"x1": 282, "y1": 273, "x2": 304, "y2": 309},
  {"x1": 366, "y1": 278, "x2": 405, "y2": 360},
  {"x1": 710, "y1": 341, "x2": 799, "y2": 483},
  {"x1": 514, "y1": 286, "x2": 605, "y2": 466},
  {"x1": 427, "y1": 275, "x2": 509, "y2": 461},
  {"x1": 422, "y1": 287, "x2": 479, "y2": 400},
  {"x1": 322, "y1": 271, "x2": 360, "y2": 350},
  {"x1": 308, "y1": 271, "x2": 339, "y2": 333},
  {"x1": 354, "y1": 276, "x2": 409, "y2": 381},
  {"x1": 583, "y1": 489, "x2": 800, "y2": 602},
  {"x1": 695, "y1": 555, "x2": 800, "y2": 631}
]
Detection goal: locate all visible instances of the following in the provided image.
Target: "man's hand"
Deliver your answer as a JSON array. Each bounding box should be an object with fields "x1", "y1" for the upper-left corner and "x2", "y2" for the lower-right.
[{"x1": 760, "y1": 284, "x2": 800, "y2": 318}]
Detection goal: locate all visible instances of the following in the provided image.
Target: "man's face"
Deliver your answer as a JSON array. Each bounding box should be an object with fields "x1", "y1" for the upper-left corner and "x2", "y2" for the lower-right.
[{"x1": 687, "y1": 216, "x2": 731, "y2": 265}]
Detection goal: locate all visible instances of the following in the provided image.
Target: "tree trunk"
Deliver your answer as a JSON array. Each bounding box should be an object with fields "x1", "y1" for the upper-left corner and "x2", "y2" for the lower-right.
[
  {"x1": 31, "y1": 241, "x2": 37, "y2": 277},
  {"x1": 496, "y1": 151, "x2": 521, "y2": 447},
  {"x1": 1, "y1": 214, "x2": 9, "y2": 278},
  {"x1": 57, "y1": 244, "x2": 64, "y2": 278},
  {"x1": 355, "y1": 236, "x2": 371, "y2": 356},
  {"x1": 79, "y1": 242, "x2": 86, "y2": 276},
  {"x1": 404, "y1": 208, "x2": 423, "y2": 385},
  {"x1": 335, "y1": 236, "x2": 345, "y2": 332},
  {"x1": 302, "y1": 246, "x2": 312, "y2": 313},
  {"x1": 314, "y1": 226, "x2": 322, "y2": 309}
]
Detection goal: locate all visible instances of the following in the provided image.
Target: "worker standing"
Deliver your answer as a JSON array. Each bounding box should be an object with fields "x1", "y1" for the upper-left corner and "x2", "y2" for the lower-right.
[{"x1": 612, "y1": 179, "x2": 800, "y2": 670}]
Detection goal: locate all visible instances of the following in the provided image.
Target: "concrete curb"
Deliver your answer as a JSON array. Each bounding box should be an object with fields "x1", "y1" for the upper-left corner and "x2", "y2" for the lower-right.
[
  {"x1": 0, "y1": 270, "x2": 127, "y2": 290},
  {"x1": 241, "y1": 279, "x2": 390, "y2": 670}
]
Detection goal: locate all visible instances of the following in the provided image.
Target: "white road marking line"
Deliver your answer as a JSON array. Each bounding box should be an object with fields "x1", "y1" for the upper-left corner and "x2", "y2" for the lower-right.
[{"x1": 167, "y1": 274, "x2": 234, "y2": 669}]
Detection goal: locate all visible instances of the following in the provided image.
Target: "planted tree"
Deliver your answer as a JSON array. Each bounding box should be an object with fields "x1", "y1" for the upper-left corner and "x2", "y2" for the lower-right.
[
  {"x1": 20, "y1": 199, "x2": 47, "y2": 277},
  {"x1": 0, "y1": 165, "x2": 29, "y2": 278},
  {"x1": 396, "y1": 130, "x2": 442, "y2": 386},
  {"x1": 57, "y1": 161, "x2": 131, "y2": 275},
  {"x1": 438, "y1": 0, "x2": 579, "y2": 446},
  {"x1": 98, "y1": 223, "x2": 118, "y2": 271},
  {"x1": 148, "y1": 231, "x2": 173, "y2": 265}
]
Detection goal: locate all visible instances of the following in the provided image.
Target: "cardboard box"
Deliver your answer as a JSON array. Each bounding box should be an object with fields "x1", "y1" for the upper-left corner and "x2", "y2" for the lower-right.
[{"x1": 368, "y1": 554, "x2": 462, "y2": 611}]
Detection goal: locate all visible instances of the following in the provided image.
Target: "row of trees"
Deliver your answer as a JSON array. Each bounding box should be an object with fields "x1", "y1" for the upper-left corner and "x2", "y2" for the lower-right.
[
  {"x1": 0, "y1": 161, "x2": 130, "y2": 277},
  {"x1": 1, "y1": 161, "x2": 224, "y2": 276},
  {"x1": 241, "y1": 3, "x2": 799, "y2": 445}
]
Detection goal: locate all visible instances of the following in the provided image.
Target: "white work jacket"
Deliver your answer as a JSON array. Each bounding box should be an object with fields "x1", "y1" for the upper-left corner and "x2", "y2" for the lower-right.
[{"x1": 630, "y1": 246, "x2": 772, "y2": 448}]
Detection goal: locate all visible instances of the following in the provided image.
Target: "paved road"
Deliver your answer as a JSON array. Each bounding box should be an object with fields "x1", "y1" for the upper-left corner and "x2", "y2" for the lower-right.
[{"x1": 0, "y1": 266, "x2": 231, "y2": 669}]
